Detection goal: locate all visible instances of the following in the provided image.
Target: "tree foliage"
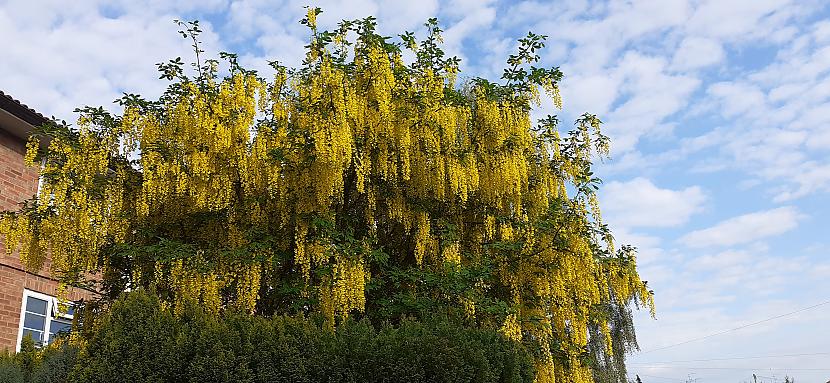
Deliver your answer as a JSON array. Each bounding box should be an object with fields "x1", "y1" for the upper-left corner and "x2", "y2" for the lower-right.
[{"x1": 1, "y1": 9, "x2": 653, "y2": 383}]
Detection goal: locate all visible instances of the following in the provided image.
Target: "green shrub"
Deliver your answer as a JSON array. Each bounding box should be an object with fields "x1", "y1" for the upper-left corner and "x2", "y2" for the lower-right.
[
  {"x1": 0, "y1": 337, "x2": 78, "y2": 383},
  {"x1": 29, "y1": 343, "x2": 79, "y2": 383},
  {"x1": 0, "y1": 354, "x2": 25, "y2": 383},
  {"x1": 69, "y1": 292, "x2": 180, "y2": 383},
  {"x1": 60, "y1": 290, "x2": 535, "y2": 383}
]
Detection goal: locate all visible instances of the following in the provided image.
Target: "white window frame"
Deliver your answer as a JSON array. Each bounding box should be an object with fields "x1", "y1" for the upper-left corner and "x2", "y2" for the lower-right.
[
  {"x1": 36, "y1": 157, "x2": 47, "y2": 200},
  {"x1": 15, "y1": 289, "x2": 75, "y2": 352}
]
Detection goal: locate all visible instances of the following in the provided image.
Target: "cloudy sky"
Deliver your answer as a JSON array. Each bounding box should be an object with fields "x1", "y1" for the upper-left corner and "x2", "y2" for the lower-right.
[{"x1": 2, "y1": 0, "x2": 829, "y2": 381}]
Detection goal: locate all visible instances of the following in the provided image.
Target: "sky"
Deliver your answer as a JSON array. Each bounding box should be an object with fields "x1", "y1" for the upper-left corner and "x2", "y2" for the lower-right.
[{"x1": 1, "y1": 0, "x2": 829, "y2": 382}]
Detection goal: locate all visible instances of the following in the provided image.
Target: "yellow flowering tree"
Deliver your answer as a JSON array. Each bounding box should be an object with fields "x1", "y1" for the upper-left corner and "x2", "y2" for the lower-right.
[{"x1": 1, "y1": 11, "x2": 653, "y2": 383}]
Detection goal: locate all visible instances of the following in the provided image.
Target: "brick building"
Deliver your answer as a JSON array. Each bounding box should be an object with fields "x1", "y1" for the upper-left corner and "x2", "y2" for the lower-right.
[{"x1": 0, "y1": 91, "x2": 92, "y2": 352}]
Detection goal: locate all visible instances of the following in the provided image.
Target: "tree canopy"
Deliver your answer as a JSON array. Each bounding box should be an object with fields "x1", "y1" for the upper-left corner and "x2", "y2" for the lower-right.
[{"x1": 1, "y1": 9, "x2": 653, "y2": 383}]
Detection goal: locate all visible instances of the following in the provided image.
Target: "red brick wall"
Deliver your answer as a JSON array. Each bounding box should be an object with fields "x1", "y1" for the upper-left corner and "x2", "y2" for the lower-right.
[
  {"x1": 0, "y1": 129, "x2": 38, "y2": 212},
  {"x1": 0, "y1": 128, "x2": 93, "y2": 352}
]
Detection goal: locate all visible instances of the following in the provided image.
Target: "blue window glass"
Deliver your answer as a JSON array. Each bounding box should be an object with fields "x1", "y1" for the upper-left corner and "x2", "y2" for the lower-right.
[
  {"x1": 23, "y1": 313, "x2": 46, "y2": 331},
  {"x1": 49, "y1": 319, "x2": 71, "y2": 338},
  {"x1": 26, "y1": 297, "x2": 48, "y2": 315}
]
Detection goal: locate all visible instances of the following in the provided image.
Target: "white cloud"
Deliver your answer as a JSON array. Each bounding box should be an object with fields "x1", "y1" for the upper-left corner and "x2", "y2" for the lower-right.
[
  {"x1": 679, "y1": 206, "x2": 803, "y2": 248},
  {"x1": 254, "y1": 32, "x2": 308, "y2": 68},
  {"x1": 601, "y1": 53, "x2": 701, "y2": 153},
  {"x1": 0, "y1": 1, "x2": 224, "y2": 119},
  {"x1": 815, "y1": 20, "x2": 830, "y2": 43},
  {"x1": 685, "y1": 0, "x2": 800, "y2": 41},
  {"x1": 686, "y1": 248, "x2": 753, "y2": 271},
  {"x1": 376, "y1": 0, "x2": 439, "y2": 33},
  {"x1": 441, "y1": 1, "x2": 496, "y2": 66},
  {"x1": 696, "y1": 19, "x2": 830, "y2": 200},
  {"x1": 559, "y1": 73, "x2": 621, "y2": 117},
  {"x1": 707, "y1": 81, "x2": 767, "y2": 117},
  {"x1": 441, "y1": 0, "x2": 496, "y2": 19},
  {"x1": 602, "y1": 177, "x2": 706, "y2": 228},
  {"x1": 495, "y1": 1, "x2": 702, "y2": 160},
  {"x1": 608, "y1": 14, "x2": 830, "y2": 202},
  {"x1": 671, "y1": 36, "x2": 725, "y2": 70}
]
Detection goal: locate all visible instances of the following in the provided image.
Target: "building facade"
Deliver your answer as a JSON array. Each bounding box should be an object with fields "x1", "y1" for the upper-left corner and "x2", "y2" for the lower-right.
[{"x1": 0, "y1": 91, "x2": 91, "y2": 352}]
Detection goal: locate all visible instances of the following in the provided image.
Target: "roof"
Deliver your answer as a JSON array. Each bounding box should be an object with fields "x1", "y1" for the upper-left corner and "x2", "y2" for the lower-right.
[{"x1": 0, "y1": 90, "x2": 49, "y2": 141}]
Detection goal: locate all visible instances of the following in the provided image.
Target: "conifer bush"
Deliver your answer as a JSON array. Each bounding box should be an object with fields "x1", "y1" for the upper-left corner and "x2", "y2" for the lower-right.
[
  {"x1": 66, "y1": 290, "x2": 535, "y2": 383},
  {"x1": 0, "y1": 339, "x2": 78, "y2": 383}
]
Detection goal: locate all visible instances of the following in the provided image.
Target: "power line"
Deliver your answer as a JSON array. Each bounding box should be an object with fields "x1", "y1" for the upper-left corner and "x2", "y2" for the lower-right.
[
  {"x1": 630, "y1": 352, "x2": 830, "y2": 364},
  {"x1": 635, "y1": 366, "x2": 830, "y2": 371},
  {"x1": 636, "y1": 373, "x2": 688, "y2": 382},
  {"x1": 639, "y1": 298, "x2": 830, "y2": 354}
]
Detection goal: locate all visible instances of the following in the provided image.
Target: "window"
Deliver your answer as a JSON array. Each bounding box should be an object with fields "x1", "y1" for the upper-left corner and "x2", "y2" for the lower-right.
[{"x1": 16, "y1": 289, "x2": 76, "y2": 351}]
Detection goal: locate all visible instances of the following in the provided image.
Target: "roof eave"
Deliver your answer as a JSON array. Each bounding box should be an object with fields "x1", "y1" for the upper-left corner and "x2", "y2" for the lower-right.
[
  {"x1": 0, "y1": 108, "x2": 40, "y2": 141},
  {"x1": 0, "y1": 91, "x2": 50, "y2": 143}
]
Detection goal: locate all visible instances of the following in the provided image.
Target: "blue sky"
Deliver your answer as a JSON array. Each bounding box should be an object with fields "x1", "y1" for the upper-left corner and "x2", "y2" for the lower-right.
[{"x1": 1, "y1": 1, "x2": 829, "y2": 381}]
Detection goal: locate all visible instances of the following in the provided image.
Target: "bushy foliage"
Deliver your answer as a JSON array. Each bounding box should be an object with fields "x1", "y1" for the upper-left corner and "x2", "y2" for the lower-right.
[
  {"x1": 63, "y1": 290, "x2": 533, "y2": 383},
  {"x1": 0, "y1": 338, "x2": 78, "y2": 383},
  {"x1": 0, "y1": 8, "x2": 653, "y2": 382},
  {"x1": 0, "y1": 356, "x2": 25, "y2": 383}
]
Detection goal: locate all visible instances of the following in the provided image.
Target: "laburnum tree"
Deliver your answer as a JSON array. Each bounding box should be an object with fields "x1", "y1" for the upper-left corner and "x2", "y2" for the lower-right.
[{"x1": 0, "y1": 9, "x2": 653, "y2": 383}]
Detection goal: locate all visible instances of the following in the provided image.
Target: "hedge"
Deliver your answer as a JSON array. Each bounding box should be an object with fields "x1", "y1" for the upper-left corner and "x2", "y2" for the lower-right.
[
  {"x1": 0, "y1": 337, "x2": 78, "y2": 383},
  {"x1": 3, "y1": 291, "x2": 535, "y2": 383}
]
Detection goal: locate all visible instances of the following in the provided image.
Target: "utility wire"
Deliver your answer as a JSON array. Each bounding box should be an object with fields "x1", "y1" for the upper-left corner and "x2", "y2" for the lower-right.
[
  {"x1": 639, "y1": 298, "x2": 830, "y2": 354},
  {"x1": 635, "y1": 374, "x2": 688, "y2": 382},
  {"x1": 634, "y1": 366, "x2": 830, "y2": 371},
  {"x1": 630, "y1": 352, "x2": 830, "y2": 364}
]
